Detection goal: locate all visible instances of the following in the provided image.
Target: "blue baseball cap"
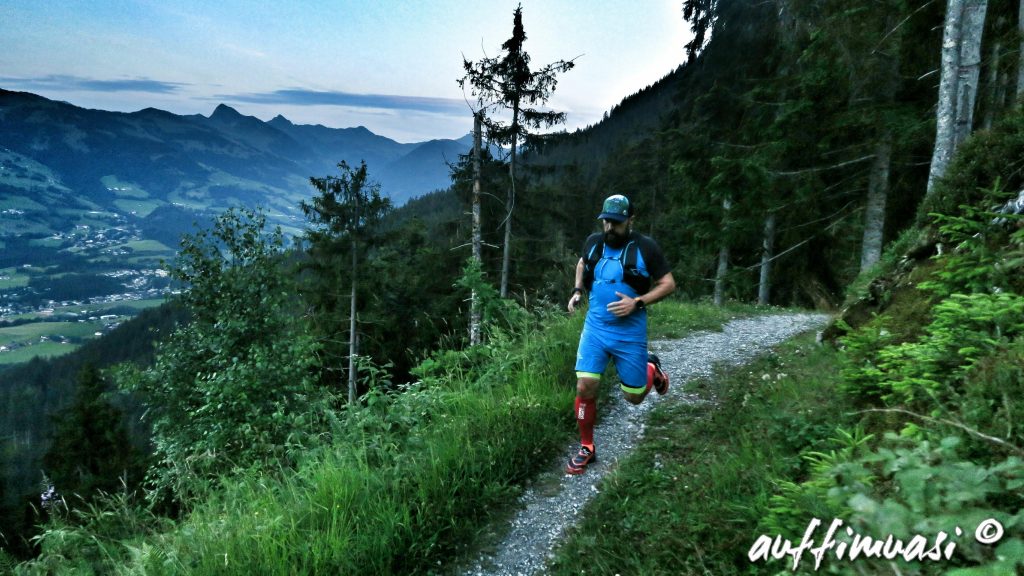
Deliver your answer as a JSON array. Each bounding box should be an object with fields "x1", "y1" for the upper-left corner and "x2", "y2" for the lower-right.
[{"x1": 598, "y1": 194, "x2": 631, "y2": 222}]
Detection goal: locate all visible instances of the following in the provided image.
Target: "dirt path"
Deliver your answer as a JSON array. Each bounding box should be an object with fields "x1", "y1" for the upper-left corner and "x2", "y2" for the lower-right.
[{"x1": 461, "y1": 312, "x2": 831, "y2": 576}]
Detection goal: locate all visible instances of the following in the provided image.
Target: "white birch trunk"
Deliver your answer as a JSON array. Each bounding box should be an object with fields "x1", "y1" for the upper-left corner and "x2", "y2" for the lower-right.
[
  {"x1": 954, "y1": 0, "x2": 989, "y2": 146},
  {"x1": 470, "y1": 113, "x2": 483, "y2": 346},
  {"x1": 713, "y1": 196, "x2": 731, "y2": 307},
  {"x1": 861, "y1": 132, "x2": 893, "y2": 271},
  {"x1": 927, "y1": 0, "x2": 966, "y2": 197},
  {"x1": 757, "y1": 212, "x2": 776, "y2": 306}
]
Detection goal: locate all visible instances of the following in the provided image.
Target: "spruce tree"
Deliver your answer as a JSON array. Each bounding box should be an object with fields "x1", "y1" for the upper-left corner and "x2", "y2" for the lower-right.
[
  {"x1": 459, "y1": 3, "x2": 575, "y2": 298},
  {"x1": 42, "y1": 364, "x2": 142, "y2": 500}
]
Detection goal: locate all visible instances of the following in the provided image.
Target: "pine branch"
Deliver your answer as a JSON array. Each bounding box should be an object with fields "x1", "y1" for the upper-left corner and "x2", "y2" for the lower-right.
[{"x1": 853, "y1": 408, "x2": 1024, "y2": 457}]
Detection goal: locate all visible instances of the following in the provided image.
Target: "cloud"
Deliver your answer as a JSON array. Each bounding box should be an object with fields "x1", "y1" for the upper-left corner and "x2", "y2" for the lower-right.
[
  {"x1": 219, "y1": 88, "x2": 469, "y2": 115},
  {"x1": 0, "y1": 75, "x2": 186, "y2": 94}
]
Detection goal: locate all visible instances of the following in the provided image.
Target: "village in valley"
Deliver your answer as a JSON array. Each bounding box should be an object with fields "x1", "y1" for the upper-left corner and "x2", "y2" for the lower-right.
[{"x1": 0, "y1": 206, "x2": 176, "y2": 364}]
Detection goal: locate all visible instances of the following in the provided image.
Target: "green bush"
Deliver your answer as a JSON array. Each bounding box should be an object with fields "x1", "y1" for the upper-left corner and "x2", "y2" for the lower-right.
[
  {"x1": 117, "y1": 208, "x2": 335, "y2": 506},
  {"x1": 771, "y1": 176, "x2": 1024, "y2": 574}
]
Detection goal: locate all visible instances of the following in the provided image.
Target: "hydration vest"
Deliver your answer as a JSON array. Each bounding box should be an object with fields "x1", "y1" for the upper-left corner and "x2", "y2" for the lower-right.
[{"x1": 582, "y1": 239, "x2": 652, "y2": 295}]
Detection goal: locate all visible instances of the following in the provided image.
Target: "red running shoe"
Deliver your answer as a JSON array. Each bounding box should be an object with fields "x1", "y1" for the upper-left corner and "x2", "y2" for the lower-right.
[
  {"x1": 649, "y1": 353, "x2": 670, "y2": 395},
  {"x1": 566, "y1": 445, "x2": 596, "y2": 475}
]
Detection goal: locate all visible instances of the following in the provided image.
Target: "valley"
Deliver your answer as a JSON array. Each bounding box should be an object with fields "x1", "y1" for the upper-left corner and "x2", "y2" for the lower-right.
[
  {"x1": 0, "y1": 88, "x2": 478, "y2": 368},
  {"x1": 0, "y1": 206, "x2": 175, "y2": 365}
]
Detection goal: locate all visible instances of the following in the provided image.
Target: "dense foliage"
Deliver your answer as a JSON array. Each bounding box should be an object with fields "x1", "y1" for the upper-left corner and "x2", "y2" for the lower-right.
[
  {"x1": 756, "y1": 118, "x2": 1024, "y2": 574},
  {"x1": 6, "y1": 0, "x2": 1024, "y2": 571},
  {"x1": 116, "y1": 209, "x2": 333, "y2": 506}
]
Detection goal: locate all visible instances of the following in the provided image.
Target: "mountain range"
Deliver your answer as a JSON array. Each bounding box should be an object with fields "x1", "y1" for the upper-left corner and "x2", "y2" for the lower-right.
[{"x1": 0, "y1": 88, "x2": 474, "y2": 241}]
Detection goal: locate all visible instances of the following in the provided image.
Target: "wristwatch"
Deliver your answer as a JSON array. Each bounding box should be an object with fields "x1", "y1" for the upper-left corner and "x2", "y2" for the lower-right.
[{"x1": 635, "y1": 298, "x2": 646, "y2": 311}]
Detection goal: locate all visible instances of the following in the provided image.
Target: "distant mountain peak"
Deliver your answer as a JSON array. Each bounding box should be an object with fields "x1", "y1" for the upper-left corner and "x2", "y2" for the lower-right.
[
  {"x1": 269, "y1": 114, "x2": 293, "y2": 126},
  {"x1": 210, "y1": 103, "x2": 243, "y2": 119}
]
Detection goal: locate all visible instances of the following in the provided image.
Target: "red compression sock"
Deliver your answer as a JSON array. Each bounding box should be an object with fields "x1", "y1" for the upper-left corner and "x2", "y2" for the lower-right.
[{"x1": 575, "y1": 396, "x2": 596, "y2": 449}]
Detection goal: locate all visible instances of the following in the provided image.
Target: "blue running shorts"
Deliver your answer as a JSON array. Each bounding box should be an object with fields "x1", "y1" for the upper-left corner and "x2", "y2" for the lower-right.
[{"x1": 574, "y1": 326, "x2": 648, "y2": 393}]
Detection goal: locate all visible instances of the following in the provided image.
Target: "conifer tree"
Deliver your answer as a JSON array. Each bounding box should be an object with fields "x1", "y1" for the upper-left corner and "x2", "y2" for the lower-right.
[
  {"x1": 304, "y1": 161, "x2": 391, "y2": 404},
  {"x1": 459, "y1": 3, "x2": 575, "y2": 298},
  {"x1": 42, "y1": 364, "x2": 143, "y2": 500}
]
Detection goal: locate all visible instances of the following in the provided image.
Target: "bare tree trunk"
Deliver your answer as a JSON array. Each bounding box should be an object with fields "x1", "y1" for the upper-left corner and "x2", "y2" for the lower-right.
[
  {"x1": 713, "y1": 196, "x2": 731, "y2": 307},
  {"x1": 861, "y1": 19, "x2": 900, "y2": 272},
  {"x1": 954, "y1": 0, "x2": 989, "y2": 146},
  {"x1": 861, "y1": 131, "x2": 893, "y2": 271},
  {"x1": 347, "y1": 206, "x2": 359, "y2": 405},
  {"x1": 758, "y1": 211, "x2": 776, "y2": 306},
  {"x1": 983, "y1": 38, "x2": 1002, "y2": 130},
  {"x1": 1018, "y1": 0, "x2": 1024, "y2": 101},
  {"x1": 500, "y1": 104, "x2": 520, "y2": 300},
  {"x1": 927, "y1": 0, "x2": 966, "y2": 197},
  {"x1": 470, "y1": 113, "x2": 483, "y2": 346}
]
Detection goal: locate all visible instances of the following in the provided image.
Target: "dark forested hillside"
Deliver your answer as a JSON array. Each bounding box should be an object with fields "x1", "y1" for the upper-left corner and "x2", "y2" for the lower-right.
[
  {"x1": 516, "y1": 0, "x2": 959, "y2": 308},
  {"x1": 0, "y1": 302, "x2": 188, "y2": 556},
  {"x1": 6, "y1": 0, "x2": 1024, "y2": 571}
]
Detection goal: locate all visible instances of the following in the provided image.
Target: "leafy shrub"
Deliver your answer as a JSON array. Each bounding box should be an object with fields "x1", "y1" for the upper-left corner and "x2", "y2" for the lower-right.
[
  {"x1": 770, "y1": 170, "x2": 1024, "y2": 574},
  {"x1": 117, "y1": 208, "x2": 335, "y2": 506}
]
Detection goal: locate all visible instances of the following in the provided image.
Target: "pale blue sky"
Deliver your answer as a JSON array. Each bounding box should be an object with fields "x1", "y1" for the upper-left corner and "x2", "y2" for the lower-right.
[{"x1": 1, "y1": 1, "x2": 691, "y2": 142}]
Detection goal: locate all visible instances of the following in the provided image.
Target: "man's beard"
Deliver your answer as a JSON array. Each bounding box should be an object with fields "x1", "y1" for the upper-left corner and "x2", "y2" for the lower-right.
[{"x1": 604, "y1": 229, "x2": 628, "y2": 248}]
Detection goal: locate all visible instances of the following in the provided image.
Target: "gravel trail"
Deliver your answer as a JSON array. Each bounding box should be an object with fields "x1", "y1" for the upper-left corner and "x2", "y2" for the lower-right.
[{"x1": 462, "y1": 312, "x2": 831, "y2": 576}]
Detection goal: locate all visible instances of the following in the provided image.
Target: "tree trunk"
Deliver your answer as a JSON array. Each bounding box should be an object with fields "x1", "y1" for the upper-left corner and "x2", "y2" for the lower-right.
[
  {"x1": 758, "y1": 211, "x2": 776, "y2": 306},
  {"x1": 861, "y1": 131, "x2": 893, "y2": 271},
  {"x1": 927, "y1": 0, "x2": 966, "y2": 197},
  {"x1": 347, "y1": 234, "x2": 358, "y2": 405},
  {"x1": 1018, "y1": 0, "x2": 1024, "y2": 101},
  {"x1": 500, "y1": 103, "x2": 520, "y2": 300},
  {"x1": 954, "y1": 0, "x2": 989, "y2": 146},
  {"x1": 470, "y1": 113, "x2": 483, "y2": 346},
  {"x1": 982, "y1": 38, "x2": 1001, "y2": 130},
  {"x1": 713, "y1": 196, "x2": 731, "y2": 307},
  {"x1": 861, "y1": 20, "x2": 900, "y2": 273}
]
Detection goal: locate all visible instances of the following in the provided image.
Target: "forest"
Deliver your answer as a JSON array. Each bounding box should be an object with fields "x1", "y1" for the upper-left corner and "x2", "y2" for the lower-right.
[{"x1": 2, "y1": 0, "x2": 1024, "y2": 573}]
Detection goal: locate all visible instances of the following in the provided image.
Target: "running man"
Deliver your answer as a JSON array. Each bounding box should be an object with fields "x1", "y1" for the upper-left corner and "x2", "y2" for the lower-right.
[{"x1": 566, "y1": 194, "x2": 676, "y2": 474}]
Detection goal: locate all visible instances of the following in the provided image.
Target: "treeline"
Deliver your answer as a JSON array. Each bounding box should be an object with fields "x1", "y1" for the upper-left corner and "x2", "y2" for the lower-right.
[
  {"x1": 0, "y1": 302, "x2": 188, "y2": 557},
  {"x1": 0, "y1": 163, "x2": 489, "y2": 556},
  {"x1": 525, "y1": 0, "x2": 1024, "y2": 310}
]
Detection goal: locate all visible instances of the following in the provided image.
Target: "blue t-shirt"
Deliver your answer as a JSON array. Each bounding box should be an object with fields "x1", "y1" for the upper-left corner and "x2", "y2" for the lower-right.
[{"x1": 583, "y1": 233, "x2": 670, "y2": 342}]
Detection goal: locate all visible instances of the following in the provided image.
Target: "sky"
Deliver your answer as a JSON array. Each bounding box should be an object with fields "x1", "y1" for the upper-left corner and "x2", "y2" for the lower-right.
[{"x1": 1, "y1": 1, "x2": 692, "y2": 143}]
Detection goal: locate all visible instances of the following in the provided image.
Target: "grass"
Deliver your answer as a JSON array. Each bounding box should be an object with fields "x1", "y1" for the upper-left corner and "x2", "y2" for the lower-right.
[
  {"x1": 0, "y1": 195, "x2": 47, "y2": 211},
  {"x1": 0, "y1": 300, "x2": 166, "y2": 365},
  {"x1": 547, "y1": 330, "x2": 845, "y2": 576},
  {"x1": 113, "y1": 199, "x2": 164, "y2": 217},
  {"x1": 15, "y1": 301, "x2": 764, "y2": 575},
  {"x1": 0, "y1": 268, "x2": 29, "y2": 290},
  {"x1": 648, "y1": 300, "x2": 764, "y2": 339},
  {"x1": 0, "y1": 341, "x2": 80, "y2": 364},
  {"x1": 7, "y1": 298, "x2": 167, "y2": 321},
  {"x1": 0, "y1": 321, "x2": 108, "y2": 365},
  {"x1": 101, "y1": 175, "x2": 150, "y2": 199},
  {"x1": 0, "y1": 321, "x2": 101, "y2": 341}
]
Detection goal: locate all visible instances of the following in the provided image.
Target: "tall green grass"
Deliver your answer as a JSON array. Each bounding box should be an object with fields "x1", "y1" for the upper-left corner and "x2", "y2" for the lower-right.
[
  {"x1": 19, "y1": 310, "x2": 583, "y2": 574},
  {"x1": 16, "y1": 300, "x2": 757, "y2": 575},
  {"x1": 548, "y1": 331, "x2": 843, "y2": 575}
]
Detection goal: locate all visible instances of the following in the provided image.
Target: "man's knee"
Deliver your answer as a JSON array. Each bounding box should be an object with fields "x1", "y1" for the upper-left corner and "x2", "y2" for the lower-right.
[
  {"x1": 622, "y1": 391, "x2": 645, "y2": 405},
  {"x1": 576, "y1": 377, "x2": 599, "y2": 398}
]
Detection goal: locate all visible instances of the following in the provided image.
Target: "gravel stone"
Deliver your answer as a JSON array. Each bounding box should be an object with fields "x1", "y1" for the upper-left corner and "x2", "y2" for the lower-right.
[{"x1": 461, "y1": 312, "x2": 831, "y2": 576}]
